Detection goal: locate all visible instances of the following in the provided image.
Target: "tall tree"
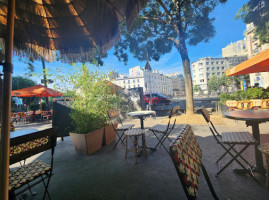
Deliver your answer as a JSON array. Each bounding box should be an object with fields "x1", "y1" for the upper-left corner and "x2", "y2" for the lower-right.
[
  {"x1": 114, "y1": 0, "x2": 226, "y2": 114},
  {"x1": 236, "y1": 0, "x2": 269, "y2": 44}
]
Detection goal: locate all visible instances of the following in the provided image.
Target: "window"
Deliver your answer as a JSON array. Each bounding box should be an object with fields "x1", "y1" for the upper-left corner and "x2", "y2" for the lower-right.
[
  {"x1": 216, "y1": 61, "x2": 219, "y2": 64},
  {"x1": 212, "y1": 67, "x2": 215, "y2": 70},
  {"x1": 222, "y1": 72, "x2": 224, "y2": 75},
  {"x1": 217, "y1": 67, "x2": 219, "y2": 70},
  {"x1": 207, "y1": 73, "x2": 210, "y2": 76},
  {"x1": 221, "y1": 61, "x2": 224, "y2": 64},
  {"x1": 198, "y1": 62, "x2": 203, "y2": 66},
  {"x1": 206, "y1": 62, "x2": 209, "y2": 65},
  {"x1": 123, "y1": 80, "x2": 125, "y2": 84},
  {"x1": 200, "y1": 79, "x2": 204, "y2": 83},
  {"x1": 199, "y1": 74, "x2": 203, "y2": 78},
  {"x1": 212, "y1": 73, "x2": 215, "y2": 75},
  {"x1": 207, "y1": 67, "x2": 209, "y2": 70},
  {"x1": 128, "y1": 80, "x2": 130, "y2": 84},
  {"x1": 217, "y1": 72, "x2": 220, "y2": 76},
  {"x1": 137, "y1": 79, "x2": 139, "y2": 82},
  {"x1": 133, "y1": 80, "x2": 135, "y2": 83},
  {"x1": 211, "y1": 62, "x2": 214, "y2": 64},
  {"x1": 222, "y1": 66, "x2": 225, "y2": 70},
  {"x1": 199, "y1": 68, "x2": 203, "y2": 72},
  {"x1": 128, "y1": 85, "x2": 130, "y2": 88}
]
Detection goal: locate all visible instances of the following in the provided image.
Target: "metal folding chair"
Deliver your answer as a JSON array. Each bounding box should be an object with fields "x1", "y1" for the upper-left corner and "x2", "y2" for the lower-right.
[
  {"x1": 200, "y1": 107, "x2": 258, "y2": 182},
  {"x1": 107, "y1": 108, "x2": 135, "y2": 149},
  {"x1": 149, "y1": 106, "x2": 180, "y2": 153},
  {"x1": 170, "y1": 124, "x2": 219, "y2": 200}
]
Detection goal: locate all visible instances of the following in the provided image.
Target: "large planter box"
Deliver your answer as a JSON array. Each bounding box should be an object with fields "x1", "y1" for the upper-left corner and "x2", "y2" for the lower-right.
[
  {"x1": 70, "y1": 127, "x2": 104, "y2": 155},
  {"x1": 104, "y1": 123, "x2": 118, "y2": 145}
]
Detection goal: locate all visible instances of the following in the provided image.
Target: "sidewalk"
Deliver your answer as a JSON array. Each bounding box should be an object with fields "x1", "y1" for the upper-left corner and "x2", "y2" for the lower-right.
[{"x1": 11, "y1": 115, "x2": 269, "y2": 200}]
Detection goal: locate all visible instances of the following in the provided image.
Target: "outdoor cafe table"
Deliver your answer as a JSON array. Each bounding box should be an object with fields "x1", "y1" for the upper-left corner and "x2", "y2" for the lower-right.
[
  {"x1": 127, "y1": 110, "x2": 156, "y2": 151},
  {"x1": 224, "y1": 109, "x2": 269, "y2": 174}
]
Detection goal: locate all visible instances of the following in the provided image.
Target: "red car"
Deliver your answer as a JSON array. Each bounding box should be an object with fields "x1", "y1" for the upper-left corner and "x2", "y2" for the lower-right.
[{"x1": 144, "y1": 93, "x2": 171, "y2": 105}]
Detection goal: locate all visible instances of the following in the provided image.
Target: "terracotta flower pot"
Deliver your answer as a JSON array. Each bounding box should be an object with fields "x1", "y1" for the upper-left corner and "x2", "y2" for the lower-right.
[
  {"x1": 70, "y1": 127, "x2": 104, "y2": 155},
  {"x1": 104, "y1": 123, "x2": 118, "y2": 145}
]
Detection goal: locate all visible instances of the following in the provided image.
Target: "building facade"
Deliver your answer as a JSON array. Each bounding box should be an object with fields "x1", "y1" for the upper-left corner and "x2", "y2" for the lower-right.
[
  {"x1": 222, "y1": 39, "x2": 248, "y2": 57},
  {"x1": 114, "y1": 65, "x2": 185, "y2": 97},
  {"x1": 192, "y1": 56, "x2": 247, "y2": 94},
  {"x1": 244, "y1": 23, "x2": 269, "y2": 89}
]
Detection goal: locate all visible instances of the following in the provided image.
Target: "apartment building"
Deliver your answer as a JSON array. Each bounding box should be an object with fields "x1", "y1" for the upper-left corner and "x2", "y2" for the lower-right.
[
  {"x1": 244, "y1": 23, "x2": 269, "y2": 88},
  {"x1": 114, "y1": 65, "x2": 185, "y2": 97},
  {"x1": 165, "y1": 72, "x2": 185, "y2": 96},
  {"x1": 192, "y1": 56, "x2": 247, "y2": 94},
  {"x1": 222, "y1": 39, "x2": 248, "y2": 57}
]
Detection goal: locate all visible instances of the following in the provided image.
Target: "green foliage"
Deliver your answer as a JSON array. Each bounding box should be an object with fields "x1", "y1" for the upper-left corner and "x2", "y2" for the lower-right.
[
  {"x1": 56, "y1": 64, "x2": 122, "y2": 134},
  {"x1": 114, "y1": 0, "x2": 226, "y2": 63},
  {"x1": 193, "y1": 84, "x2": 199, "y2": 93},
  {"x1": 219, "y1": 87, "x2": 269, "y2": 104},
  {"x1": 235, "y1": 0, "x2": 269, "y2": 44},
  {"x1": 12, "y1": 76, "x2": 37, "y2": 90},
  {"x1": 208, "y1": 75, "x2": 221, "y2": 91}
]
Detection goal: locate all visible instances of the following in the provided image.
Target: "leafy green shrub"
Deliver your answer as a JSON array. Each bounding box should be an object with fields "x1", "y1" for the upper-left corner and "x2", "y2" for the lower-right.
[
  {"x1": 219, "y1": 93, "x2": 231, "y2": 105},
  {"x1": 219, "y1": 87, "x2": 269, "y2": 105},
  {"x1": 57, "y1": 64, "x2": 122, "y2": 134}
]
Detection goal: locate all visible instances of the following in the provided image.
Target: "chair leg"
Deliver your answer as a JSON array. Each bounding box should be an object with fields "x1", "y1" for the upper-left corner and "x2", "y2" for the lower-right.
[
  {"x1": 216, "y1": 144, "x2": 259, "y2": 183},
  {"x1": 134, "y1": 136, "x2": 138, "y2": 164},
  {"x1": 142, "y1": 134, "x2": 148, "y2": 158},
  {"x1": 125, "y1": 136, "x2": 128, "y2": 159},
  {"x1": 113, "y1": 132, "x2": 125, "y2": 150},
  {"x1": 201, "y1": 163, "x2": 219, "y2": 200},
  {"x1": 41, "y1": 173, "x2": 53, "y2": 200},
  {"x1": 217, "y1": 144, "x2": 253, "y2": 168}
]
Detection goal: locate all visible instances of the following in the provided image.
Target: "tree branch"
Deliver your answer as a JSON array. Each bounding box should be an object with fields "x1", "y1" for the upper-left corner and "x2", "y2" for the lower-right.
[
  {"x1": 168, "y1": 37, "x2": 179, "y2": 45},
  {"x1": 141, "y1": 16, "x2": 170, "y2": 25}
]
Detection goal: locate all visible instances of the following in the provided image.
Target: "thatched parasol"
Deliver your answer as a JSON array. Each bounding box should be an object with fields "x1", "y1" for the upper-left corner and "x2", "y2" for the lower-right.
[
  {"x1": 0, "y1": 0, "x2": 146, "y2": 198},
  {"x1": 0, "y1": 0, "x2": 145, "y2": 62}
]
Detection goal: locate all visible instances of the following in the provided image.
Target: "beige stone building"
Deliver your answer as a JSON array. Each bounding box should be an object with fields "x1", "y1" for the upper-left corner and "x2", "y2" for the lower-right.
[
  {"x1": 222, "y1": 40, "x2": 248, "y2": 57},
  {"x1": 244, "y1": 23, "x2": 269, "y2": 89}
]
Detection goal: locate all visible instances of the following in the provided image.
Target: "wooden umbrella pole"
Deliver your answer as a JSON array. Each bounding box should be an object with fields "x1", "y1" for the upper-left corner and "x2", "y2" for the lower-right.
[{"x1": 0, "y1": 0, "x2": 15, "y2": 199}]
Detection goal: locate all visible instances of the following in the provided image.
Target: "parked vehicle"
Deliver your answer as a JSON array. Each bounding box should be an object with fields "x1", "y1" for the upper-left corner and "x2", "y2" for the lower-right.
[{"x1": 144, "y1": 93, "x2": 171, "y2": 105}]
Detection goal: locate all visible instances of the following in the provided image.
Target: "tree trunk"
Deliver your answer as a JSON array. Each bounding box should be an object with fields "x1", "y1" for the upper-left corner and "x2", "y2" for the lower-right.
[
  {"x1": 175, "y1": 40, "x2": 194, "y2": 115},
  {"x1": 41, "y1": 59, "x2": 50, "y2": 110}
]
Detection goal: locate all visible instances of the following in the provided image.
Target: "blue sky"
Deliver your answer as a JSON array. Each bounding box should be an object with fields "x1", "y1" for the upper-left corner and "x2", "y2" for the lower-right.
[{"x1": 12, "y1": 0, "x2": 248, "y2": 84}]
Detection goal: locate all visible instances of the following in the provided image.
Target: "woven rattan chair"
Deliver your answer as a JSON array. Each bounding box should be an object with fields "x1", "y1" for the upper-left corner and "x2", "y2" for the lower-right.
[
  {"x1": 124, "y1": 128, "x2": 147, "y2": 164},
  {"x1": 226, "y1": 100, "x2": 237, "y2": 111},
  {"x1": 149, "y1": 106, "x2": 180, "y2": 153},
  {"x1": 236, "y1": 100, "x2": 253, "y2": 110},
  {"x1": 200, "y1": 107, "x2": 258, "y2": 182},
  {"x1": 261, "y1": 99, "x2": 269, "y2": 109},
  {"x1": 170, "y1": 124, "x2": 219, "y2": 200},
  {"x1": 9, "y1": 128, "x2": 57, "y2": 200},
  {"x1": 107, "y1": 108, "x2": 135, "y2": 149}
]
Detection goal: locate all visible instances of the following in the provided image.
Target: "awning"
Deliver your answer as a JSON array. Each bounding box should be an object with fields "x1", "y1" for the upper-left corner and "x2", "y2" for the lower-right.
[{"x1": 226, "y1": 49, "x2": 269, "y2": 76}]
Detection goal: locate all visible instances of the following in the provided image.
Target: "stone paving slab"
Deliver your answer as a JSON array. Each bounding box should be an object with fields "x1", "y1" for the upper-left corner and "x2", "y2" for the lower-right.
[{"x1": 10, "y1": 116, "x2": 269, "y2": 200}]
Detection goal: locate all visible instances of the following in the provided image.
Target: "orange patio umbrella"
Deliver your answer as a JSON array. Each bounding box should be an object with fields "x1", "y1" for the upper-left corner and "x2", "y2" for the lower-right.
[
  {"x1": 12, "y1": 85, "x2": 63, "y2": 111},
  {"x1": 226, "y1": 49, "x2": 269, "y2": 76}
]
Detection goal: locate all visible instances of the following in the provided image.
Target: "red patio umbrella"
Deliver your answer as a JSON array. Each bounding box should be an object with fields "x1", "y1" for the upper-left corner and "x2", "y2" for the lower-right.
[{"x1": 11, "y1": 85, "x2": 63, "y2": 111}]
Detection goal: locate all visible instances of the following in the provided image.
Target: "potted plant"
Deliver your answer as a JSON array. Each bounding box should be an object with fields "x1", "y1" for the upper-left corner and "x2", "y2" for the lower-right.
[{"x1": 59, "y1": 64, "x2": 122, "y2": 155}]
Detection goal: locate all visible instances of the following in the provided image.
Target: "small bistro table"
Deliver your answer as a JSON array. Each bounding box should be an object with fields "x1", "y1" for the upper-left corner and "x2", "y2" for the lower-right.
[
  {"x1": 224, "y1": 109, "x2": 269, "y2": 174},
  {"x1": 127, "y1": 110, "x2": 156, "y2": 151}
]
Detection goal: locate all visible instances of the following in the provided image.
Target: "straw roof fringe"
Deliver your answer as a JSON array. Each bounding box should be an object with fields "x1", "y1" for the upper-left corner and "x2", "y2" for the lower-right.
[{"x1": 0, "y1": 0, "x2": 146, "y2": 63}]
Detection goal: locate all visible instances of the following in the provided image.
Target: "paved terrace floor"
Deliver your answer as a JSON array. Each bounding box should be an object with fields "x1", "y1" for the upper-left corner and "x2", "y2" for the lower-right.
[{"x1": 12, "y1": 114, "x2": 269, "y2": 200}]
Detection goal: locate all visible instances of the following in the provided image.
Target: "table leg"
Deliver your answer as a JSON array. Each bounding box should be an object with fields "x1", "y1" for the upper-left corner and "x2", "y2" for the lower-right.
[{"x1": 248, "y1": 121, "x2": 265, "y2": 174}]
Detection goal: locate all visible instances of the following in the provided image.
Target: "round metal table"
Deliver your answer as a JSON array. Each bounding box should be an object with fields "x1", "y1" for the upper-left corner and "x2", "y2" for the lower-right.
[
  {"x1": 127, "y1": 110, "x2": 156, "y2": 151},
  {"x1": 127, "y1": 110, "x2": 156, "y2": 129},
  {"x1": 224, "y1": 109, "x2": 269, "y2": 174}
]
